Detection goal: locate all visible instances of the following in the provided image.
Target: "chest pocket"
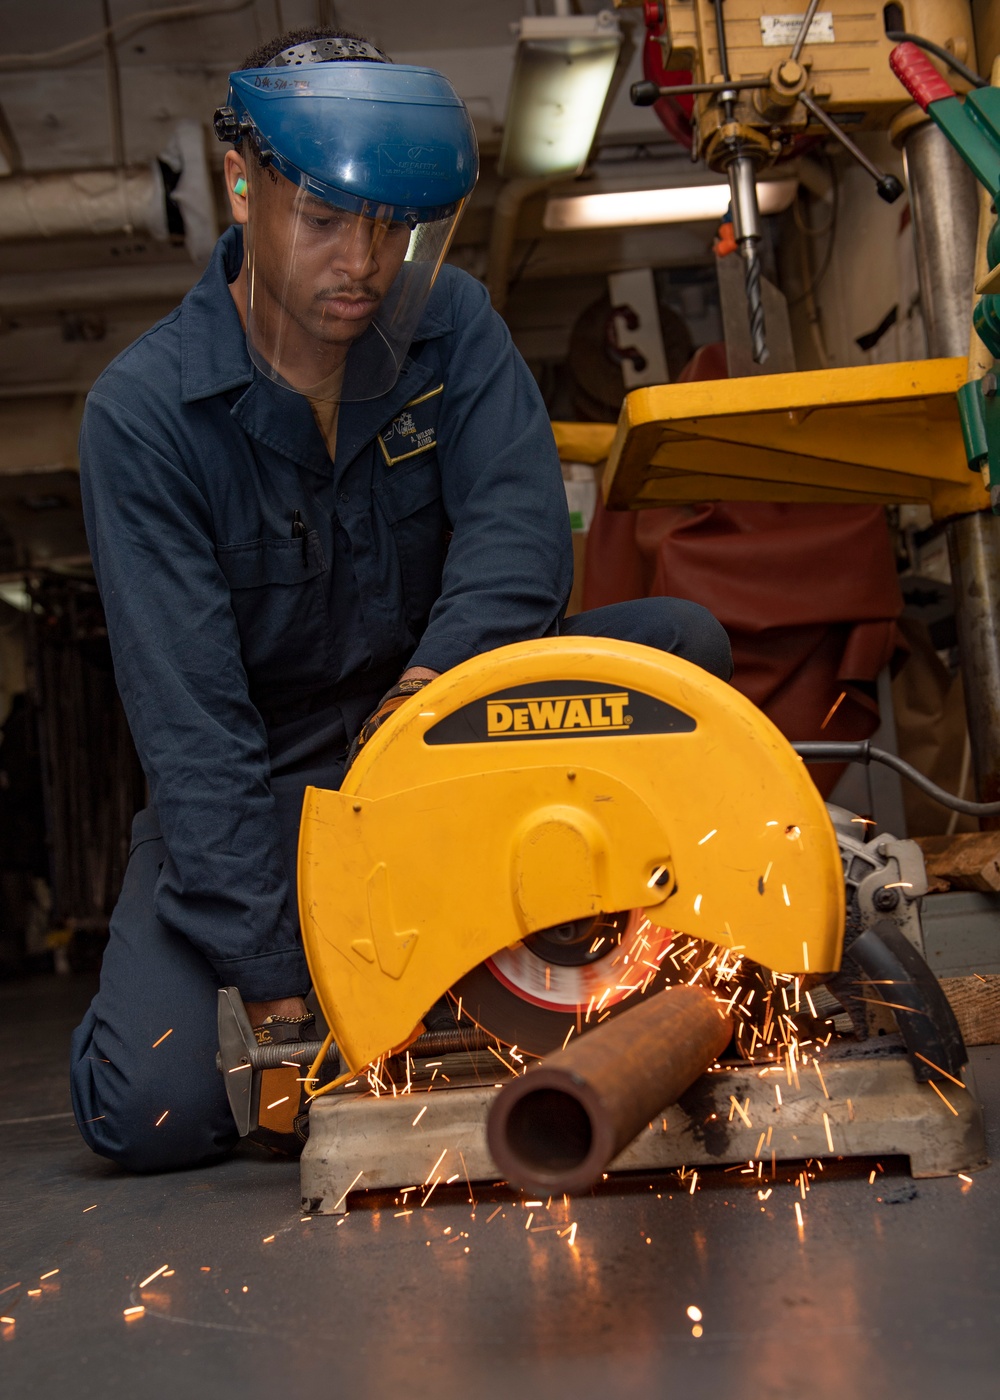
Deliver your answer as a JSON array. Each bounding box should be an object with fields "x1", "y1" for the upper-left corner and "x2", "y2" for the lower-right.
[
  {"x1": 376, "y1": 452, "x2": 449, "y2": 636},
  {"x1": 216, "y1": 533, "x2": 332, "y2": 701}
]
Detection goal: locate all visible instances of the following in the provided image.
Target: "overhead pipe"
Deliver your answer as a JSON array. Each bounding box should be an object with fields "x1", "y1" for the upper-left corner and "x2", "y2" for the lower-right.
[
  {"x1": 0, "y1": 121, "x2": 217, "y2": 262},
  {"x1": 486, "y1": 175, "x2": 561, "y2": 313},
  {"x1": 0, "y1": 166, "x2": 164, "y2": 242}
]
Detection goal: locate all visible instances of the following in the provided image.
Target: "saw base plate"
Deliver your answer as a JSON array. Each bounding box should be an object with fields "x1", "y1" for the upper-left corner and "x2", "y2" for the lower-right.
[{"x1": 300, "y1": 1050, "x2": 988, "y2": 1215}]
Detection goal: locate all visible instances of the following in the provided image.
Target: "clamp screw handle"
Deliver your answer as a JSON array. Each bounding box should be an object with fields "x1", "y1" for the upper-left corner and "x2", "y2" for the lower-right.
[{"x1": 889, "y1": 41, "x2": 956, "y2": 112}]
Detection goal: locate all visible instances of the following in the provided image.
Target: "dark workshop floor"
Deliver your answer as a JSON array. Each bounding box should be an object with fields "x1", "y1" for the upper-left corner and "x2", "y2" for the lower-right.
[{"x1": 3, "y1": 972, "x2": 1000, "y2": 1400}]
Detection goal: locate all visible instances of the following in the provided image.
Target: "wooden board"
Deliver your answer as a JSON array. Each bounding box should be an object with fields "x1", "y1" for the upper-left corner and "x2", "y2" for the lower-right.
[{"x1": 941, "y1": 975, "x2": 1000, "y2": 1046}]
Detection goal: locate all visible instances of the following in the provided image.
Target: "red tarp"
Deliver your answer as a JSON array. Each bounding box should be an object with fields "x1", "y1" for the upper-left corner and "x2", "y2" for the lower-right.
[{"x1": 583, "y1": 344, "x2": 905, "y2": 795}]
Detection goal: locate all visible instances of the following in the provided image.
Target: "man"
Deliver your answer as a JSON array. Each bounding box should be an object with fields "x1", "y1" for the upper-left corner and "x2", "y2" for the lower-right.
[{"x1": 70, "y1": 27, "x2": 731, "y2": 1172}]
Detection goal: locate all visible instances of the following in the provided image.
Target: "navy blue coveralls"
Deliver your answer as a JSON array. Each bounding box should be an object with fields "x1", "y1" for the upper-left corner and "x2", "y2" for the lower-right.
[{"x1": 69, "y1": 226, "x2": 732, "y2": 1172}]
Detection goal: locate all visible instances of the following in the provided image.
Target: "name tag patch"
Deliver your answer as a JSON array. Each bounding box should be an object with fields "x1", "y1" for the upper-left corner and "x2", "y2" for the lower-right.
[{"x1": 378, "y1": 384, "x2": 442, "y2": 466}]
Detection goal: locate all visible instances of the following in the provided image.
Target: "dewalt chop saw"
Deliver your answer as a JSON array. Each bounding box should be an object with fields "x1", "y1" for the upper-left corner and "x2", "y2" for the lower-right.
[{"x1": 219, "y1": 637, "x2": 986, "y2": 1205}]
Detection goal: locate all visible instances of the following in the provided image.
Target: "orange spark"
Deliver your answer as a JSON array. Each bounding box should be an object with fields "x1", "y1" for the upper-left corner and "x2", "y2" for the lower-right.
[
  {"x1": 928, "y1": 1080, "x2": 959, "y2": 1116},
  {"x1": 729, "y1": 1096, "x2": 752, "y2": 1129},
  {"x1": 151, "y1": 1029, "x2": 173, "y2": 1049},
  {"x1": 424, "y1": 1149, "x2": 447, "y2": 1185},
  {"x1": 913, "y1": 1053, "x2": 966, "y2": 1090},
  {"x1": 154, "y1": 1111, "x2": 169, "y2": 1127},
  {"x1": 820, "y1": 691, "x2": 846, "y2": 729},
  {"x1": 138, "y1": 1265, "x2": 169, "y2": 1289},
  {"x1": 123, "y1": 1306, "x2": 145, "y2": 1319},
  {"x1": 330, "y1": 1169, "x2": 364, "y2": 1212},
  {"x1": 421, "y1": 1176, "x2": 442, "y2": 1208}
]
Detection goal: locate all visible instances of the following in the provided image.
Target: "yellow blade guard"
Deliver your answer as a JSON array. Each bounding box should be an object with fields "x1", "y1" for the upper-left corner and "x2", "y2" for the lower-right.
[{"x1": 298, "y1": 637, "x2": 844, "y2": 1071}]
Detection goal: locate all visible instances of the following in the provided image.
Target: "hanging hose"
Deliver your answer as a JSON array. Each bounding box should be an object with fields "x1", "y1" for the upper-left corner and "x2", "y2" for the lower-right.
[{"x1": 793, "y1": 740, "x2": 1000, "y2": 816}]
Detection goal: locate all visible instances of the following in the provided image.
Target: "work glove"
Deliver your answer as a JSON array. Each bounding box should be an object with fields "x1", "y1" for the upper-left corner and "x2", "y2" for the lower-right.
[
  {"x1": 345, "y1": 676, "x2": 433, "y2": 772},
  {"x1": 248, "y1": 1012, "x2": 317, "y2": 1158}
]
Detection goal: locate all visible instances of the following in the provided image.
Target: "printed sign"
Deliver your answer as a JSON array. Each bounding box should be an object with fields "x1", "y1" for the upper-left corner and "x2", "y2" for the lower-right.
[{"x1": 760, "y1": 12, "x2": 835, "y2": 46}]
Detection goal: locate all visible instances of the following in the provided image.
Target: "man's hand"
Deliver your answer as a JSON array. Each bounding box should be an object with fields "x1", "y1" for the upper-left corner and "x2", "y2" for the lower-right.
[
  {"x1": 243, "y1": 996, "x2": 315, "y2": 1153},
  {"x1": 245, "y1": 996, "x2": 310, "y2": 1028},
  {"x1": 345, "y1": 667, "x2": 440, "y2": 772}
]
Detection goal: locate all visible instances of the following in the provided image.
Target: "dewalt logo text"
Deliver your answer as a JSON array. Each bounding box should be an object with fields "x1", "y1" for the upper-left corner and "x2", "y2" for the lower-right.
[
  {"x1": 423, "y1": 679, "x2": 694, "y2": 746},
  {"x1": 486, "y1": 691, "x2": 632, "y2": 737}
]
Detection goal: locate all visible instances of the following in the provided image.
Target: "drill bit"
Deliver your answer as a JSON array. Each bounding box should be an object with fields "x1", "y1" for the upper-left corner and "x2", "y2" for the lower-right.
[
  {"x1": 741, "y1": 241, "x2": 768, "y2": 365},
  {"x1": 710, "y1": 3, "x2": 769, "y2": 365},
  {"x1": 728, "y1": 155, "x2": 769, "y2": 365}
]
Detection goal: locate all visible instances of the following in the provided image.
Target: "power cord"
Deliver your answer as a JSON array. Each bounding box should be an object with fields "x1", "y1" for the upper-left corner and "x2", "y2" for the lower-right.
[
  {"x1": 886, "y1": 31, "x2": 987, "y2": 90},
  {"x1": 794, "y1": 741, "x2": 1000, "y2": 816}
]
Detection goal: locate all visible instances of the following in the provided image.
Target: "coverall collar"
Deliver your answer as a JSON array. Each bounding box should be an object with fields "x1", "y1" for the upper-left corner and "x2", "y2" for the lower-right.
[{"x1": 179, "y1": 226, "x2": 451, "y2": 472}]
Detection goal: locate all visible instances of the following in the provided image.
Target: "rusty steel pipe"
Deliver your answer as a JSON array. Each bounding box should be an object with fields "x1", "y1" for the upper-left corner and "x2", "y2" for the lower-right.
[{"x1": 487, "y1": 986, "x2": 733, "y2": 1195}]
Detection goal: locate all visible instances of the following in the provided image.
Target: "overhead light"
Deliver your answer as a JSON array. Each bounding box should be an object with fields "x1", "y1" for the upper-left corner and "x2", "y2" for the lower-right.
[
  {"x1": 0, "y1": 582, "x2": 31, "y2": 612},
  {"x1": 498, "y1": 11, "x2": 622, "y2": 180},
  {"x1": 542, "y1": 179, "x2": 798, "y2": 231}
]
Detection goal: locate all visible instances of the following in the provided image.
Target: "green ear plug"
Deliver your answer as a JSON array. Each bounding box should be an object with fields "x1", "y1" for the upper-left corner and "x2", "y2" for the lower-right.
[{"x1": 233, "y1": 176, "x2": 247, "y2": 197}]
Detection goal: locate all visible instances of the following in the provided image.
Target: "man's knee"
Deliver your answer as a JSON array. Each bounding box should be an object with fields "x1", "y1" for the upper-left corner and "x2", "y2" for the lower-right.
[
  {"x1": 71, "y1": 1019, "x2": 237, "y2": 1173},
  {"x1": 75, "y1": 1086, "x2": 237, "y2": 1173},
  {"x1": 621, "y1": 596, "x2": 732, "y2": 680},
  {"x1": 564, "y1": 597, "x2": 732, "y2": 680},
  {"x1": 660, "y1": 597, "x2": 732, "y2": 680}
]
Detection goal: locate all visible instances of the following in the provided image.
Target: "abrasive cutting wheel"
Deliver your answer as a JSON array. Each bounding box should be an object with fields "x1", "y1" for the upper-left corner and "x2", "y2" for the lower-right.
[{"x1": 449, "y1": 909, "x2": 679, "y2": 1056}]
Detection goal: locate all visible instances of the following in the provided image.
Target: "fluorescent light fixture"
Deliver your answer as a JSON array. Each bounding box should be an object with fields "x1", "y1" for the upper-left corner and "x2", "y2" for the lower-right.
[
  {"x1": 543, "y1": 179, "x2": 798, "y2": 231},
  {"x1": 498, "y1": 13, "x2": 622, "y2": 180},
  {"x1": 0, "y1": 582, "x2": 31, "y2": 612}
]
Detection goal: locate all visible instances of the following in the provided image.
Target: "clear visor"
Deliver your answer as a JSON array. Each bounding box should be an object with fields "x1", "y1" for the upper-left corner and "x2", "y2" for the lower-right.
[{"x1": 243, "y1": 160, "x2": 462, "y2": 402}]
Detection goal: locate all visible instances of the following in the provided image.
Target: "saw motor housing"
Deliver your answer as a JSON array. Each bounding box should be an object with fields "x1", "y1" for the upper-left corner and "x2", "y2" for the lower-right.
[{"x1": 298, "y1": 637, "x2": 845, "y2": 1073}]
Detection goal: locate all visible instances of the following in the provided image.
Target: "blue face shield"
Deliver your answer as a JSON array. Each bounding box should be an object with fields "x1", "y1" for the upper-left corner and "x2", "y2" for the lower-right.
[{"x1": 217, "y1": 59, "x2": 479, "y2": 402}]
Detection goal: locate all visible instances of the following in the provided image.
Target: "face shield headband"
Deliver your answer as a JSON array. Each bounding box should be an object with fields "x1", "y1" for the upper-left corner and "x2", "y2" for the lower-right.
[{"x1": 216, "y1": 61, "x2": 479, "y2": 403}]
